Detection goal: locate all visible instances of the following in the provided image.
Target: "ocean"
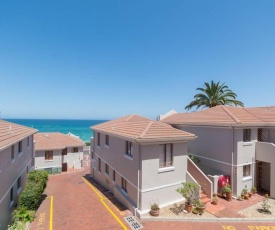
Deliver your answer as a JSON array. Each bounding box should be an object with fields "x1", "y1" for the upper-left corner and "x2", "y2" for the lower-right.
[{"x1": 5, "y1": 119, "x2": 107, "y2": 143}]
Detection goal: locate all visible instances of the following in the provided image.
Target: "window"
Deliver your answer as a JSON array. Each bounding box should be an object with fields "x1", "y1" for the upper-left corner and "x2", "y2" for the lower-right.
[
  {"x1": 105, "y1": 135, "x2": 109, "y2": 146},
  {"x1": 98, "y1": 158, "x2": 101, "y2": 172},
  {"x1": 113, "y1": 170, "x2": 116, "y2": 182},
  {"x1": 11, "y1": 145, "x2": 15, "y2": 161},
  {"x1": 121, "y1": 177, "x2": 127, "y2": 193},
  {"x1": 91, "y1": 152, "x2": 94, "y2": 160},
  {"x1": 10, "y1": 187, "x2": 13, "y2": 204},
  {"x1": 159, "y1": 144, "x2": 173, "y2": 168},
  {"x1": 18, "y1": 141, "x2": 22, "y2": 154},
  {"x1": 17, "y1": 176, "x2": 21, "y2": 190},
  {"x1": 72, "y1": 147, "x2": 78, "y2": 153},
  {"x1": 97, "y1": 133, "x2": 100, "y2": 147},
  {"x1": 243, "y1": 129, "x2": 251, "y2": 142},
  {"x1": 105, "y1": 164, "x2": 109, "y2": 175},
  {"x1": 27, "y1": 137, "x2": 30, "y2": 148},
  {"x1": 126, "y1": 141, "x2": 133, "y2": 156},
  {"x1": 62, "y1": 148, "x2": 67, "y2": 155},
  {"x1": 243, "y1": 165, "x2": 251, "y2": 177},
  {"x1": 45, "y1": 151, "x2": 53, "y2": 160}
]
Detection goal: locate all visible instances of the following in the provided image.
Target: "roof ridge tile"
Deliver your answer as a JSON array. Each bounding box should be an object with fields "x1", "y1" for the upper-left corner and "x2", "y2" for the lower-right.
[
  {"x1": 220, "y1": 105, "x2": 241, "y2": 123},
  {"x1": 139, "y1": 121, "x2": 153, "y2": 138}
]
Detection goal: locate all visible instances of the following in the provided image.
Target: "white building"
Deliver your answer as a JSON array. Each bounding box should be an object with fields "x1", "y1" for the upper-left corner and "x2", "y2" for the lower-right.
[{"x1": 34, "y1": 132, "x2": 85, "y2": 173}]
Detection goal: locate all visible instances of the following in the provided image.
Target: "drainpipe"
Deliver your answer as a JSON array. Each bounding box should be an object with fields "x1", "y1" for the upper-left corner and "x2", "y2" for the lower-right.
[
  {"x1": 136, "y1": 143, "x2": 141, "y2": 217},
  {"x1": 231, "y1": 126, "x2": 235, "y2": 197}
]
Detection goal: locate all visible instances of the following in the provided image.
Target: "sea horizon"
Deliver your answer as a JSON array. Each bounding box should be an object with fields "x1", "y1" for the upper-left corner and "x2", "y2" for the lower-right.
[{"x1": 4, "y1": 118, "x2": 107, "y2": 143}]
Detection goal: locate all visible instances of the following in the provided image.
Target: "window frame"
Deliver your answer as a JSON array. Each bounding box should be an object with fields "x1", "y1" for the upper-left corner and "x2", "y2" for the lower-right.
[
  {"x1": 243, "y1": 129, "x2": 251, "y2": 142},
  {"x1": 10, "y1": 187, "x2": 14, "y2": 207},
  {"x1": 105, "y1": 164, "x2": 109, "y2": 175},
  {"x1": 105, "y1": 135, "x2": 109, "y2": 146},
  {"x1": 18, "y1": 141, "x2": 22, "y2": 155},
  {"x1": 113, "y1": 170, "x2": 116, "y2": 182},
  {"x1": 11, "y1": 145, "x2": 15, "y2": 161},
  {"x1": 97, "y1": 133, "x2": 100, "y2": 147},
  {"x1": 45, "y1": 150, "x2": 53, "y2": 161},
  {"x1": 98, "y1": 158, "x2": 101, "y2": 172},
  {"x1": 159, "y1": 144, "x2": 173, "y2": 168},
  {"x1": 72, "y1": 147, "x2": 78, "y2": 153},
  {"x1": 243, "y1": 164, "x2": 251, "y2": 177},
  {"x1": 121, "y1": 177, "x2": 127, "y2": 193},
  {"x1": 126, "y1": 141, "x2": 133, "y2": 157}
]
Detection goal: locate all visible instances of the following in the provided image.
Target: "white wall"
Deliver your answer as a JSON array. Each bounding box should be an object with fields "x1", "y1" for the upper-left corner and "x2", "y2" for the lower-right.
[{"x1": 35, "y1": 150, "x2": 61, "y2": 170}]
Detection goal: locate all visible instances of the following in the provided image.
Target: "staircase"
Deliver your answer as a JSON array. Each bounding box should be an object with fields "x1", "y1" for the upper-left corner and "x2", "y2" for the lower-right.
[{"x1": 200, "y1": 190, "x2": 211, "y2": 204}]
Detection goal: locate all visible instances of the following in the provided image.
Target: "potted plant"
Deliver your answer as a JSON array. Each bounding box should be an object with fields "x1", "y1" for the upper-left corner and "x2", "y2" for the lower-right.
[
  {"x1": 213, "y1": 193, "x2": 217, "y2": 198},
  {"x1": 251, "y1": 187, "x2": 257, "y2": 194},
  {"x1": 192, "y1": 208, "x2": 199, "y2": 215},
  {"x1": 176, "y1": 182, "x2": 199, "y2": 213},
  {"x1": 242, "y1": 188, "x2": 249, "y2": 199},
  {"x1": 222, "y1": 184, "x2": 232, "y2": 201},
  {"x1": 150, "y1": 201, "x2": 160, "y2": 216},
  {"x1": 212, "y1": 197, "x2": 218, "y2": 205},
  {"x1": 194, "y1": 199, "x2": 206, "y2": 213},
  {"x1": 237, "y1": 196, "x2": 243, "y2": 201}
]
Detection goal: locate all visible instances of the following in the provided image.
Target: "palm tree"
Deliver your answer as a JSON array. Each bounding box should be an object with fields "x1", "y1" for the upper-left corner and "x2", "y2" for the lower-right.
[{"x1": 185, "y1": 80, "x2": 244, "y2": 110}]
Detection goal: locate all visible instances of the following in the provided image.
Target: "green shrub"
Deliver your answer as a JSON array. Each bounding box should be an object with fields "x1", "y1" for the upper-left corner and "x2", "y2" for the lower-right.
[
  {"x1": 19, "y1": 184, "x2": 41, "y2": 210},
  {"x1": 8, "y1": 221, "x2": 25, "y2": 230},
  {"x1": 13, "y1": 207, "x2": 35, "y2": 223},
  {"x1": 28, "y1": 170, "x2": 48, "y2": 190},
  {"x1": 19, "y1": 170, "x2": 48, "y2": 210}
]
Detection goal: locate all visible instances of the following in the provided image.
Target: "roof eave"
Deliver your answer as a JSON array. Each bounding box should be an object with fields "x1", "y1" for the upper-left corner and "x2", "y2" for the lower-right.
[{"x1": 0, "y1": 129, "x2": 38, "y2": 152}]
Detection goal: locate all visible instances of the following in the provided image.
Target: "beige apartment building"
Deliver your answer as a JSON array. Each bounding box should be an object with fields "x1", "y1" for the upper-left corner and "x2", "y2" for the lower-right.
[
  {"x1": 90, "y1": 115, "x2": 196, "y2": 217},
  {"x1": 161, "y1": 105, "x2": 275, "y2": 198},
  {"x1": 0, "y1": 120, "x2": 37, "y2": 229}
]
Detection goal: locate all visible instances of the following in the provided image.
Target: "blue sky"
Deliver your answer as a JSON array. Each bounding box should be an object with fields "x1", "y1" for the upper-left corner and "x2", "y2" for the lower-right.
[{"x1": 1, "y1": 1, "x2": 275, "y2": 119}]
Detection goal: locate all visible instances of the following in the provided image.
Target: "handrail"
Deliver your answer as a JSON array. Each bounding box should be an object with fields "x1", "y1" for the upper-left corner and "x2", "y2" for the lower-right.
[{"x1": 187, "y1": 156, "x2": 212, "y2": 200}]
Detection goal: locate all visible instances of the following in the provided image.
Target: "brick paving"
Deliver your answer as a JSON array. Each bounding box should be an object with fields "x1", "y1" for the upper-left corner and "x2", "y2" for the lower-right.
[
  {"x1": 142, "y1": 221, "x2": 275, "y2": 230},
  {"x1": 29, "y1": 158, "x2": 275, "y2": 230},
  {"x1": 206, "y1": 194, "x2": 265, "y2": 218},
  {"x1": 30, "y1": 165, "x2": 130, "y2": 230}
]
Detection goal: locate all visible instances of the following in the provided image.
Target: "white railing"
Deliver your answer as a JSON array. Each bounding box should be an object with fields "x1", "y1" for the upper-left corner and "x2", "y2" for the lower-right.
[{"x1": 187, "y1": 156, "x2": 213, "y2": 200}]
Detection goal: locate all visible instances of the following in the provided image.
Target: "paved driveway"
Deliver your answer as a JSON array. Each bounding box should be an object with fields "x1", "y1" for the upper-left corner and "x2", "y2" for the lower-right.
[
  {"x1": 30, "y1": 166, "x2": 129, "y2": 230},
  {"x1": 30, "y1": 165, "x2": 275, "y2": 230}
]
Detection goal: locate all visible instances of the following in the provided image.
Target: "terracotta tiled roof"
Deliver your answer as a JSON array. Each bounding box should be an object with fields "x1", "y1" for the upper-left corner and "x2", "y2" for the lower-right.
[
  {"x1": 0, "y1": 120, "x2": 37, "y2": 151},
  {"x1": 92, "y1": 114, "x2": 196, "y2": 143},
  {"x1": 162, "y1": 105, "x2": 275, "y2": 127},
  {"x1": 34, "y1": 132, "x2": 85, "y2": 151}
]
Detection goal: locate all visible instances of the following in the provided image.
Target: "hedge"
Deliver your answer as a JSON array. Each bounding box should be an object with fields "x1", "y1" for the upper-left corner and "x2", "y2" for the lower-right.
[{"x1": 19, "y1": 170, "x2": 48, "y2": 210}]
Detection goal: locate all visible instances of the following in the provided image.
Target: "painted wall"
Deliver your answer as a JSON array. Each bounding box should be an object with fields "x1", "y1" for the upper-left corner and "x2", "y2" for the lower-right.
[
  {"x1": 35, "y1": 146, "x2": 84, "y2": 170},
  {"x1": 175, "y1": 126, "x2": 261, "y2": 196},
  {"x1": 234, "y1": 128, "x2": 257, "y2": 196},
  {"x1": 90, "y1": 132, "x2": 190, "y2": 216},
  {"x1": 35, "y1": 150, "x2": 61, "y2": 169},
  {"x1": 139, "y1": 142, "x2": 188, "y2": 213},
  {"x1": 256, "y1": 142, "x2": 275, "y2": 198},
  {"x1": 91, "y1": 132, "x2": 139, "y2": 211},
  {"x1": 0, "y1": 135, "x2": 34, "y2": 229},
  {"x1": 93, "y1": 132, "x2": 139, "y2": 186},
  {"x1": 176, "y1": 126, "x2": 234, "y2": 175}
]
